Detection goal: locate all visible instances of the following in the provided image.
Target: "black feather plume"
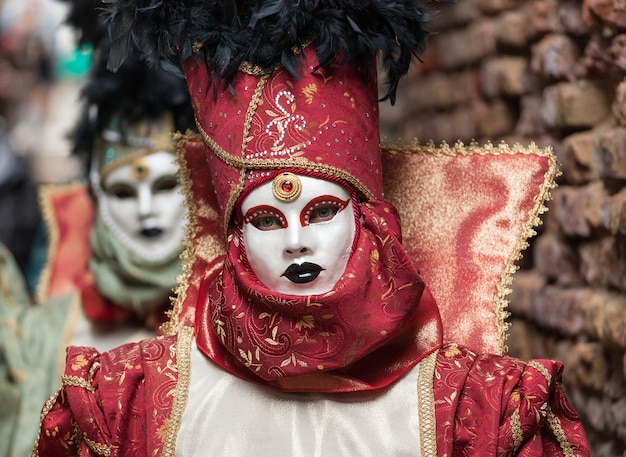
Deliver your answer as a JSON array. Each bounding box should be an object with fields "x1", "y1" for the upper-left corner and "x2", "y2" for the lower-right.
[
  {"x1": 56, "y1": 0, "x2": 108, "y2": 48},
  {"x1": 104, "y1": 0, "x2": 435, "y2": 104},
  {"x1": 60, "y1": 0, "x2": 195, "y2": 176}
]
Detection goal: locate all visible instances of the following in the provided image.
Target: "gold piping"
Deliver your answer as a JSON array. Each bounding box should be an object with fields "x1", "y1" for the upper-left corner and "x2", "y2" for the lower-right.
[
  {"x1": 61, "y1": 375, "x2": 95, "y2": 392},
  {"x1": 30, "y1": 389, "x2": 63, "y2": 457},
  {"x1": 83, "y1": 435, "x2": 111, "y2": 457},
  {"x1": 162, "y1": 326, "x2": 194, "y2": 457},
  {"x1": 546, "y1": 406, "x2": 576, "y2": 457},
  {"x1": 417, "y1": 350, "x2": 438, "y2": 456},
  {"x1": 511, "y1": 408, "x2": 523, "y2": 452},
  {"x1": 162, "y1": 131, "x2": 198, "y2": 335},
  {"x1": 527, "y1": 360, "x2": 553, "y2": 385}
]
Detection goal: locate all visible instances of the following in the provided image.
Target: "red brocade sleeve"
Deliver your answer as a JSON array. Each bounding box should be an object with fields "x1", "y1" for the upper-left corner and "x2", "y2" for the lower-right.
[
  {"x1": 34, "y1": 333, "x2": 183, "y2": 457},
  {"x1": 433, "y1": 344, "x2": 589, "y2": 456}
]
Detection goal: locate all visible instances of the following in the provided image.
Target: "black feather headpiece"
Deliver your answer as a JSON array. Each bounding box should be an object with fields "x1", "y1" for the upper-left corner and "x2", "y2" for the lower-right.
[
  {"x1": 59, "y1": 0, "x2": 195, "y2": 169},
  {"x1": 104, "y1": 0, "x2": 434, "y2": 104},
  {"x1": 57, "y1": 0, "x2": 108, "y2": 48}
]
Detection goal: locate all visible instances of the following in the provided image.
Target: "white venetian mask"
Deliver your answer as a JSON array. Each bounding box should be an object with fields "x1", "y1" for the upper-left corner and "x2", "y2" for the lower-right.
[
  {"x1": 240, "y1": 173, "x2": 356, "y2": 295},
  {"x1": 93, "y1": 150, "x2": 186, "y2": 262}
]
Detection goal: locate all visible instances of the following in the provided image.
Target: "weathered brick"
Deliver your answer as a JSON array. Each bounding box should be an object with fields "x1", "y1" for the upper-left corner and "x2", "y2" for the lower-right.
[
  {"x1": 515, "y1": 95, "x2": 549, "y2": 136},
  {"x1": 481, "y1": 56, "x2": 535, "y2": 97},
  {"x1": 564, "y1": 342, "x2": 609, "y2": 391},
  {"x1": 493, "y1": 10, "x2": 533, "y2": 48},
  {"x1": 432, "y1": 20, "x2": 497, "y2": 70},
  {"x1": 531, "y1": 34, "x2": 580, "y2": 80},
  {"x1": 559, "y1": 0, "x2": 593, "y2": 35},
  {"x1": 613, "y1": 397, "x2": 626, "y2": 442},
  {"x1": 609, "y1": 35, "x2": 626, "y2": 71},
  {"x1": 531, "y1": 285, "x2": 588, "y2": 335},
  {"x1": 476, "y1": 0, "x2": 524, "y2": 14},
  {"x1": 613, "y1": 78, "x2": 626, "y2": 127},
  {"x1": 592, "y1": 127, "x2": 626, "y2": 180},
  {"x1": 530, "y1": 0, "x2": 562, "y2": 35},
  {"x1": 402, "y1": 107, "x2": 479, "y2": 145},
  {"x1": 600, "y1": 187, "x2": 626, "y2": 235},
  {"x1": 579, "y1": 237, "x2": 614, "y2": 288},
  {"x1": 582, "y1": 290, "x2": 626, "y2": 346},
  {"x1": 551, "y1": 181, "x2": 607, "y2": 236},
  {"x1": 473, "y1": 99, "x2": 517, "y2": 138},
  {"x1": 533, "y1": 231, "x2": 581, "y2": 285},
  {"x1": 552, "y1": 186, "x2": 591, "y2": 236},
  {"x1": 604, "y1": 350, "x2": 626, "y2": 398},
  {"x1": 405, "y1": 70, "x2": 480, "y2": 111},
  {"x1": 559, "y1": 130, "x2": 600, "y2": 184},
  {"x1": 542, "y1": 81, "x2": 611, "y2": 128},
  {"x1": 509, "y1": 270, "x2": 547, "y2": 317},
  {"x1": 583, "y1": 0, "x2": 626, "y2": 28},
  {"x1": 429, "y1": 0, "x2": 483, "y2": 30},
  {"x1": 576, "y1": 37, "x2": 615, "y2": 76},
  {"x1": 579, "y1": 236, "x2": 626, "y2": 293}
]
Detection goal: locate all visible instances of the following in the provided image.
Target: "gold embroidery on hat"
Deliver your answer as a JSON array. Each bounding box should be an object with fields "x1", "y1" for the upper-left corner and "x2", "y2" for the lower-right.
[{"x1": 272, "y1": 172, "x2": 302, "y2": 201}]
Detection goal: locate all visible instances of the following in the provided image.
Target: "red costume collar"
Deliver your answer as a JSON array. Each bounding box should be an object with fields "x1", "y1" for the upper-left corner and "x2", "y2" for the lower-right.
[{"x1": 195, "y1": 199, "x2": 443, "y2": 392}]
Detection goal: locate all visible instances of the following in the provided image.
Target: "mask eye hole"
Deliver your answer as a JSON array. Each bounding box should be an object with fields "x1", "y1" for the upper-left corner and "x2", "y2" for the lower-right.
[
  {"x1": 301, "y1": 195, "x2": 349, "y2": 226},
  {"x1": 105, "y1": 182, "x2": 136, "y2": 199},
  {"x1": 153, "y1": 175, "x2": 179, "y2": 193},
  {"x1": 244, "y1": 205, "x2": 287, "y2": 231},
  {"x1": 309, "y1": 205, "x2": 339, "y2": 223}
]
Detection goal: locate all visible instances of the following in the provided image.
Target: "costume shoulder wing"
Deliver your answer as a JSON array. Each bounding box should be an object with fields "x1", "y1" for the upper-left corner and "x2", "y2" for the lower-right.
[
  {"x1": 433, "y1": 344, "x2": 590, "y2": 456},
  {"x1": 35, "y1": 329, "x2": 192, "y2": 456}
]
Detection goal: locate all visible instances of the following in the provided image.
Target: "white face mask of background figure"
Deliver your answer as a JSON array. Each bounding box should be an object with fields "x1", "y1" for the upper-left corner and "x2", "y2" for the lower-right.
[
  {"x1": 99, "y1": 151, "x2": 186, "y2": 262},
  {"x1": 241, "y1": 174, "x2": 356, "y2": 296}
]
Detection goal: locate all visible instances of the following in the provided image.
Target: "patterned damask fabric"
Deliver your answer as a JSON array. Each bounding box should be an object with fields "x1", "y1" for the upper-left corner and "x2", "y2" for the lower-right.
[
  {"x1": 434, "y1": 344, "x2": 589, "y2": 456},
  {"x1": 35, "y1": 332, "x2": 186, "y2": 457},
  {"x1": 33, "y1": 333, "x2": 589, "y2": 456}
]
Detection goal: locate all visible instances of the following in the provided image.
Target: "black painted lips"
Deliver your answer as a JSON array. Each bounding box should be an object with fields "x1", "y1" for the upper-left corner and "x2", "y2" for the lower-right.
[
  {"x1": 281, "y1": 262, "x2": 325, "y2": 283},
  {"x1": 140, "y1": 227, "x2": 163, "y2": 238}
]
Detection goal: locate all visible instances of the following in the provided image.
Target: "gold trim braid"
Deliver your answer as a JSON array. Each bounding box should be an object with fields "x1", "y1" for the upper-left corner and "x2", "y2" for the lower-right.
[
  {"x1": 417, "y1": 350, "x2": 438, "y2": 457},
  {"x1": 546, "y1": 406, "x2": 576, "y2": 457},
  {"x1": 162, "y1": 326, "x2": 194, "y2": 457},
  {"x1": 162, "y1": 132, "x2": 198, "y2": 335},
  {"x1": 61, "y1": 375, "x2": 96, "y2": 392},
  {"x1": 511, "y1": 408, "x2": 523, "y2": 452}
]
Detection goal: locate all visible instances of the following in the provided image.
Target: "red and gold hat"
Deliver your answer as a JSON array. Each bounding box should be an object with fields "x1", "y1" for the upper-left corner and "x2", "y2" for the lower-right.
[{"x1": 183, "y1": 48, "x2": 382, "y2": 228}]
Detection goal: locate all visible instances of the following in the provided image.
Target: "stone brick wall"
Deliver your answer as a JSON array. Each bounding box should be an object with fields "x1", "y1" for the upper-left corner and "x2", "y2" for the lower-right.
[{"x1": 379, "y1": 0, "x2": 626, "y2": 455}]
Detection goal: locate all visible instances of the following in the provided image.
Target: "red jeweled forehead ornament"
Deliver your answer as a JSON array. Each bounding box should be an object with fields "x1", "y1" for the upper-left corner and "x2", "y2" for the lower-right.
[{"x1": 272, "y1": 172, "x2": 302, "y2": 202}]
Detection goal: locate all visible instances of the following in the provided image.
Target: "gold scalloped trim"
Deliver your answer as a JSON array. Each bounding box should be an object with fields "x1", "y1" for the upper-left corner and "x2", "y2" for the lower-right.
[
  {"x1": 34, "y1": 183, "x2": 86, "y2": 303},
  {"x1": 382, "y1": 139, "x2": 557, "y2": 355},
  {"x1": 162, "y1": 131, "x2": 200, "y2": 335},
  {"x1": 162, "y1": 326, "x2": 194, "y2": 457},
  {"x1": 417, "y1": 350, "x2": 438, "y2": 456}
]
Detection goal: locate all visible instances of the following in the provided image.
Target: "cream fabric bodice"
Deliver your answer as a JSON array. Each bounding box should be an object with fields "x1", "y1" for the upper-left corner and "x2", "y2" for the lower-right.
[{"x1": 177, "y1": 341, "x2": 430, "y2": 457}]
